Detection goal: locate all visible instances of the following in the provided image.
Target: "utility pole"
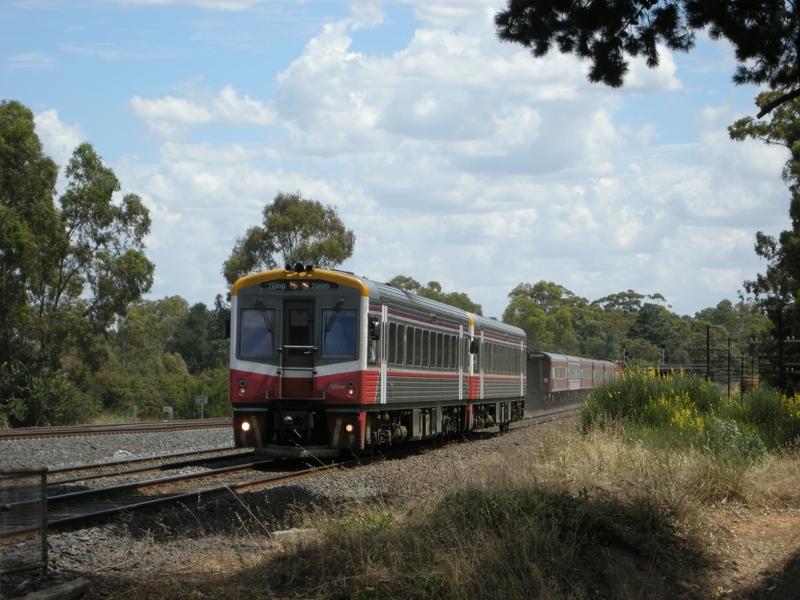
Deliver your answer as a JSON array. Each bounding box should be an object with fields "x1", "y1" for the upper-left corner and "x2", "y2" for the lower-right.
[{"x1": 727, "y1": 338, "x2": 731, "y2": 400}]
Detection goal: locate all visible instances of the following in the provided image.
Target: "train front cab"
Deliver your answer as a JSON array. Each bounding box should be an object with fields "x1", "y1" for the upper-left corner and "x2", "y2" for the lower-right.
[{"x1": 229, "y1": 267, "x2": 372, "y2": 457}]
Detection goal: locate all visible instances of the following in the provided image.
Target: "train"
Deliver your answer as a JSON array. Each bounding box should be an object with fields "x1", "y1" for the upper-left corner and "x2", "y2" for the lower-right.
[
  {"x1": 526, "y1": 351, "x2": 622, "y2": 411},
  {"x1": 228, "y1": 264, "x2": 620, "y2": 458}
]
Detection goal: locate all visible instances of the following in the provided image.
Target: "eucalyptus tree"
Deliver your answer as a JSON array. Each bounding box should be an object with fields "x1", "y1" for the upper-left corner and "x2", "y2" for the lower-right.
[
  {"x1": 0, "y1": 100, "x2": 154, "y2": 425},
  {"x1": 389, "y1": 276, "x2": 483, "y2": 315},
  {"x1": 222, "y1": 191, "x2": 355, "y2": 286}
]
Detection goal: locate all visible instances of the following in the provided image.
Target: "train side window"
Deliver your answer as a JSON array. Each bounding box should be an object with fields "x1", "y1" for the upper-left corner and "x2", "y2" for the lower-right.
[
  {"x1": 443, "y1": 334, "x2": 450, "y2": 369},
  {"x1": 422, "y1": 330, "x2": 430, "y2": 368},
  {"x1": 407, "y1": 327, "x2": 415, "y2": 367},
  {"x1": 239, "y1": 308, "x2": 274, "y2": 357},
  {"x1": 398, "y1": 324, "x2": 406, "y2": 366},
  {"x1": 388, "y1": 322, "x2": 397, "y2": 365},
  {"x1": 321, "y1": 309, "x2": 357, "y2": 357}
]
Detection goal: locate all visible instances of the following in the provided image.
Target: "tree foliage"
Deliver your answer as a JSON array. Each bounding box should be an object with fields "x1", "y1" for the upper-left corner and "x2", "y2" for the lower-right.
[
  {"x1": 389, "y1": 276, "x2": 483, "y2": 315},
  {"x1": 222, "y1": 191, "x2": 355, "y2": 286},
  {"x1": 495, "y1": 0, "x2": 800, "y2": 116},
  {"x1": 729, "y1": 92, "x2": 800, "y2": 308},
  {"x1": 0, "y1": 99, "x2": 154, "y2": 426}
]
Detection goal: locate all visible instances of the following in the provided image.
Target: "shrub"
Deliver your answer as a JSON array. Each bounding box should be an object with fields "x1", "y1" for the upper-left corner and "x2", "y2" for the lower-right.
[
  {"x1": 702, "y1": 417, "x2": 766, "y2": 462},
  {"x1": 583, "y1": 368, "x2": 722, "y2": 435}
]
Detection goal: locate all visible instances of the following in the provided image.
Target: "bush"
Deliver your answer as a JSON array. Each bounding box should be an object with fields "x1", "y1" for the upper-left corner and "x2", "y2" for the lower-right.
[
  {"x1": 0, "y1": 360, "x2": 100, "y2": 427},
  {"x1": 721, "y1": 386, "x2": 800, "y2": 449},
  {"x1": 702, "y1": 417, "x2": 766, "y2": 462},
  {"x1": 583, "y1": 368, "x2": 722, "y2": 434}
]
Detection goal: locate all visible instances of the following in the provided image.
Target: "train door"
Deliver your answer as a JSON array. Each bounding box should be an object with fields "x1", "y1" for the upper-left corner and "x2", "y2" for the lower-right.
[
  {"x1": 281, "y1": 299, "x2": 315, "y2": 398},
  {"x1": 379, "y1": 304, "x2": 388, "y2": 404}
]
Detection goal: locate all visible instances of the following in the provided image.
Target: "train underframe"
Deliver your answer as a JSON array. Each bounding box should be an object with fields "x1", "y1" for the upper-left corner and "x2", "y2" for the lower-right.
[{"x1": 232, "y1": 398, "x2": 526, "y2": 458}]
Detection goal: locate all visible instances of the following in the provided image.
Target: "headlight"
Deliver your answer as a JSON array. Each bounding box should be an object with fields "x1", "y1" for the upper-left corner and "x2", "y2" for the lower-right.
[
  {"x1": 345, "y1": 423, "x2": 354, "y2": 433},
  {"x1": 241, "y1": 421, "x2": 251, "y2": 432}
]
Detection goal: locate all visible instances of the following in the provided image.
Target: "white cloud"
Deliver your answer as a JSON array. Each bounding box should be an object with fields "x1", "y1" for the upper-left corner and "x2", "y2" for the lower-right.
[
  {"x1": 6, "y1": 52, "x2": 56, "y2": 69},
  {"x1": 349, "y1": 2, "x2": 384, "y2": 29},
  {"x1": 129, "y1": 84, "x2": 276, "y2": 139},
  {"x1": 623, "y1": 44, "x2": 683, "y2": 93},
  {"x1": 33, "y1": 109, "x2": 87, "y2": 170},
  {"x1": 113, "y1": 0, "x2": 276, "y2": 9}
]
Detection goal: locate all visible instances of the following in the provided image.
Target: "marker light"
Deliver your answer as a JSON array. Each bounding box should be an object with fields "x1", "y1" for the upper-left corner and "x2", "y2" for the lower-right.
[
  {"x1": 345, "y1": 423, "x2": 354, "y2": 433},
  {"x1": 241, "y1": 421, "x2": 251, "y2": 432}
]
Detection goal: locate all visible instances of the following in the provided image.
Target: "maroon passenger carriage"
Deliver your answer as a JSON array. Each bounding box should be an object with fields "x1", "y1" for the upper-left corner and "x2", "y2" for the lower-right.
[
  {"x1": 526, "y1": 351, "x2": 621, "y2": 412},
  {"x1": 230, "y1": 265, "x2": 527, "y2": 458}
]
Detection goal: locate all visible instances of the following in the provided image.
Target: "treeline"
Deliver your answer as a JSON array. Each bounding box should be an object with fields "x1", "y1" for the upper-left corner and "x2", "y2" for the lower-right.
[
  {"x1": 0, "y1": 295, "x2": 230, "y2": 428},
  {"x1": 390, "y1": 277, "x2": 772, "y2": 369},
  {"x1": 501, "y1": 281, "x2": 771, "y2": 366}
]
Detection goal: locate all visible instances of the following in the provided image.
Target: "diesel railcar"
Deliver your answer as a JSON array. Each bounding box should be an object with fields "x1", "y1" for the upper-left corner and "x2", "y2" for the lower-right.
[{"x1": 229, "y1": 265, "x2": 527, "y2": 458}]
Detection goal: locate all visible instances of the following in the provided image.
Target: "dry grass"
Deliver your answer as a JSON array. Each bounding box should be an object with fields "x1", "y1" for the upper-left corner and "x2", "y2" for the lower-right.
[{"x1": 94, "y1": 421, "x2": 800, "y2": 599}]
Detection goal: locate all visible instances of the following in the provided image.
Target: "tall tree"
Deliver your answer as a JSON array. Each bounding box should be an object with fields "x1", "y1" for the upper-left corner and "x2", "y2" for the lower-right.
[
  {"x1": 34, "y1": 143, "x2": 154, "y2": 365},
  {"x1": 222, "y1": 191, "x2": 355, "y2": 286},
  {"x1": 0, "y1": 100, "x2": 60, "y2": 367},
  {"x1": 730, "y1": 91, "x2": 800, "y2": 307},
  {"x1": 166, "y1": 301, "x2": 228, "y2": 374},
  {"x1": 627, "y1": 303, "x2": 682, "y2": 361},
  {"x1": 502, "y1": 281, "x2": 583, "y2": 354},
  {"x1": 495, "y1": 1, "x2": 800, "y2": 116},
  {"x1": 0, "y1": 100, "x2": 154, "y2": 426},
  {"x1": 389, "y1": 276, "x2": 483, "y2": 314}
]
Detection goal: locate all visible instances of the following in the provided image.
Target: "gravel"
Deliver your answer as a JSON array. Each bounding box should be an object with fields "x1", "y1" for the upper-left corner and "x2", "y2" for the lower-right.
[
  {"x1": 0, "y1": 429, "x2": 236, "y2": 471},
  {"x1": 0, "y1": 425, "x2": 535, "y2": 599}
]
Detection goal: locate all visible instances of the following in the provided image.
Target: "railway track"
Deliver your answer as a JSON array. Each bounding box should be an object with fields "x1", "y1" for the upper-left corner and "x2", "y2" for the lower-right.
[
  {"x1": 42, "y1": 406, "x2": 581, "y2": 530},
  {"x1": 47, "y1": 446, "x2": 253, "y2": 485},
  {"x1": 2, "y1": 406, "x2": 581, "y2": 543},
  {"x1": 0, "y1": 418, "x2": 232, "y2": 441}
]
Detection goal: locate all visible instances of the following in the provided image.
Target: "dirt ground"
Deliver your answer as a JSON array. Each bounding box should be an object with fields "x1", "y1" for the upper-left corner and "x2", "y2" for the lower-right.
[{"x1": 699, "y1": 506, "x2": 800, "y2": 599}]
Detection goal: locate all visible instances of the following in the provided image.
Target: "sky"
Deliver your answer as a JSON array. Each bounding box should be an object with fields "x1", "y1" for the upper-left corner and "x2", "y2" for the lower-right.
[{"x1": 2, "y1": 0, "x2": 792, "y2": 320}]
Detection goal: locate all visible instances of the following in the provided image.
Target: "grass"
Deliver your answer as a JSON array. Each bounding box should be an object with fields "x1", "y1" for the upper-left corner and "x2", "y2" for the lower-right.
[{"x1": 88, "y1": 372, "x2": 800, "y2": 599}]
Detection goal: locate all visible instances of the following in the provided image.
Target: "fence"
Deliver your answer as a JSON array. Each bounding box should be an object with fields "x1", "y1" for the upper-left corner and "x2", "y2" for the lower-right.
[{"x1": 0, "y1": 468, "x2": 48, "y2": 581}]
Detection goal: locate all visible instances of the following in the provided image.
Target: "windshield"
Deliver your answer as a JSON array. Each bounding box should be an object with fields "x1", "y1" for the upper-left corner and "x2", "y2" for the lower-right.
[
  {"x1": 240, "y1": 308, "x2": 274, "y2": 356},
  {"x1": 321, "y1": 309, "x2": 356, "y2": 356}
]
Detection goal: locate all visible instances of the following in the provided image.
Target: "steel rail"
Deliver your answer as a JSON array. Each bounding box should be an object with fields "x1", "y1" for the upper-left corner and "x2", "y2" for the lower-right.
[
  {"x1": 48, "y1": 448, "x2": 254, "y2": 485},
  {"x1": 0, "y1": 418, "x2": 232, "y2": 441}
]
